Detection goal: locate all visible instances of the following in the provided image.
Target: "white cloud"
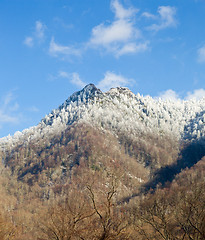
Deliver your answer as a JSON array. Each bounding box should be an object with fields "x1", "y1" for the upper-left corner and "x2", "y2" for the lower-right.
[
  {"x1": 142, "y1": 12, "x2": 157, "y2": 19},
  {"x1": 0, "y1": 111, "x2": 18, "y2": 124},
  {"x1": 4, "y1": 91, "x2": 14, "y2": 106},
  {"x1": 89, "y1": 0, "x2": 147, "y2": 57},
  {"x1": 115, "y1": 42, "x2": 149, "y2": 57},
  {"x1": 185, "y1": 89, "x2": 205, "y2": 100},
  {"x1": 157, "y1": 88, "x2": 205, "y2": 101},
  {"x1": 90, "y1": 19, "x2": 138, "y2": 46},
  {"x1": 146, "y1": 6, "x2": 177, "y2": 31},
  {"x1": 111, "y1": 0, "x2": 138, "y2": 19},
  {"x1": 0, "y1": 91, "x2": 19, "y2": 124},
  {"x1": 158, "y1": 89, "x2": 180, "y2": 101},
  {"x1": 97, "y1": 71, "x2": 134, "y2": 92},
  {"x1": 70, "y1": 73, "x2": 87, "y2": 88},
  {"x1": 23, "y1": 37, "x2": 34, "y2": 47},
  {"x1": 59, "y1": 71, "x2": 87, "y2": 88},
  {"x1": 197, "y1": 45, "x2": 205, "y2": 62},
  {"x1": 23, "y1": 20, "x2": 46, "y2": 47},
  {"x1": 35, "y1": 21, "x2": 46, "y2": 40},
  {"x1": 58, "y1": 71, "x2": 70, "y2": 78},
  {"x1": 49, "y1": 37, "x2": 81, "y2": 58},
  {"x1": 58, "y1": 70, "x2": 134, "y2": 91}
]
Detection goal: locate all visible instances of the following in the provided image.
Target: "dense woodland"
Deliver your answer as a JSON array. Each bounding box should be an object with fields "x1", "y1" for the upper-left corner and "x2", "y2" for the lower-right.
[{"x1": 0, "y1": 122, "x2": 205, "y2": 240}]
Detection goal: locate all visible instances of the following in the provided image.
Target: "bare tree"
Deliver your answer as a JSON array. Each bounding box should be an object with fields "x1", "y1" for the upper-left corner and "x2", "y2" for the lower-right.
[
  {"x1": 39, "y1": 189, "x2": 95, "y2": 240},
  {"x1": 86, "y1": 173, "x2": 130, "y2": 240}
]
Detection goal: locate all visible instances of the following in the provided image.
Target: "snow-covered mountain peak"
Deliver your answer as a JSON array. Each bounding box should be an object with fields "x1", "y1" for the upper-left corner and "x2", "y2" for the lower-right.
[
  {"x1": 106, "y1": 86, "x2": 135, "y2": 97},
  {"x1": 41, "y1": 84, "x2": 102, "y2": 127},
  {"x1": 61, "y1": 83, "x2": 102, "y2": 108},
  {"x1": 77, "y1": 83, "x2": 101, "y2": 98},
  {"x1": 0, "y1": 84, "x2": 205, "y2": 151}
]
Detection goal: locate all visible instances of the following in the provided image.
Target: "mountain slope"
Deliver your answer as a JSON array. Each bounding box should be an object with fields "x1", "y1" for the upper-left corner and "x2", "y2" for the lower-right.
[
  {"x1": 0, "y1": 84, "x2": 205, "y2": 184},
  {"x1": 0, "y1": 84, "x2": 205, "y2": 239}
]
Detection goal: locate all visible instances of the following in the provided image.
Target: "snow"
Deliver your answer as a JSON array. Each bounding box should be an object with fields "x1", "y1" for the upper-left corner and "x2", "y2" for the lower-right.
[{"x1": 0, "y1": 84, "x2": 205, "y2": 151}]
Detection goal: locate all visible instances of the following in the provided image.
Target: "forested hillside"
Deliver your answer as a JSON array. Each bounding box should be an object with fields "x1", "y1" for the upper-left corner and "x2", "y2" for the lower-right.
[{"x1": 0, "y1": 84, "x2": 204, "y2": 239}]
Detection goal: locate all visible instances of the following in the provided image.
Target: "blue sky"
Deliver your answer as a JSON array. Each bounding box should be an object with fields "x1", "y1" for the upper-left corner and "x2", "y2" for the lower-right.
[{"x1": 0, "y1": 0, "x2": 205, "y2": 137}]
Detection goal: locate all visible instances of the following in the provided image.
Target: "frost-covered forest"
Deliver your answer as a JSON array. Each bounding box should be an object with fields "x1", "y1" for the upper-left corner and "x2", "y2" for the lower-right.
[
  {"x1": 1, "y1": 84, "x2": 205, "y2": 149},
  {"x1": 0, "y1": 84, "x2": 204, "y2": 239}
]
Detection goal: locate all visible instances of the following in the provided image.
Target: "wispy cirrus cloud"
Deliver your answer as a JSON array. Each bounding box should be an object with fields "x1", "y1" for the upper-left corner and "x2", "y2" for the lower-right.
[
  {"x1": 48, "y1": 71, "x2": 87, "y2": 88},
  {"x1": 0, "y1": 91, "x2": 20, "y2": 125},
  {"x1": 141, "y1": 12, "x2": 157, "y2": 20},
  {"x1": 115, "y1": 42, "x2": 149, "y2": 58},
  {"x1": 88, "y1": 0, "x2": 148, "y2": 57},
  {"x1": 111, "y1": 0, "x2": 137, "y2": 19},
  {"x1": 97, "y1": 71, "x2": 134, "y2": 91},
  {"x1": 197, "y1": 45, "x2": 205, "y2": 62},
  {"x1": 144, "y1": 6, "x2": 177, "y2": 32},
  {"x1": 49, "y1": 37, "x2": 81, "y2": 58},
  {"x1": 23, "y1": 37, "x2": 34, "y2": 47},
  {"x1": 52, "y1": 70, "x2": 134, "y2": 91},
  {"x1": 35, "y1": 20, "x2": 46, "y2": 40},
  {"x1": 58, "y1": 71, "x2": 87, "y2": 88},
  {"x1": 23, "y1": 2, "x2": 179, "y2": 60},
  {"x1": 23, "y1": 20, "x2": 46, "y2": 47}
]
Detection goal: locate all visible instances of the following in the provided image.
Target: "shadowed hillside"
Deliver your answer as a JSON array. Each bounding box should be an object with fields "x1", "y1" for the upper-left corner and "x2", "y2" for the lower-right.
[{"x1": 142, "y1": 137, "x2": 205, "y2": 193}]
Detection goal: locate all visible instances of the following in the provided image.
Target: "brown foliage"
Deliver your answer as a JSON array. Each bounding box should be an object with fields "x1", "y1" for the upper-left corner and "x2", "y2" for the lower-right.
[
  {"x1": 0, "y1": 124, "x2": 204, "y2": 239},
  {"x1": 133, "y1": 159, "x2": 205, "y2": 240}
]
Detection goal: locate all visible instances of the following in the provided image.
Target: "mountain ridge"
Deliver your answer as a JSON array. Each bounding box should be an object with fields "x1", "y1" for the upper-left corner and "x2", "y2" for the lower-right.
[{"x1": 0, "y1": 84, "x2": 205, "y2": 151}]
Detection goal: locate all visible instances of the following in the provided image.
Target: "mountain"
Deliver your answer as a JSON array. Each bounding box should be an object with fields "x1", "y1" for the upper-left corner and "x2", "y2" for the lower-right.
[
  {"x1": 0, "y1": 84, "x2": 205, "y2": 240},
  {"x1": 0, "y1": 83, "x2": 204, "y2": 186},
  {"x1": 1, "y1": 83, "x2": 205, "y2": 150}
]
